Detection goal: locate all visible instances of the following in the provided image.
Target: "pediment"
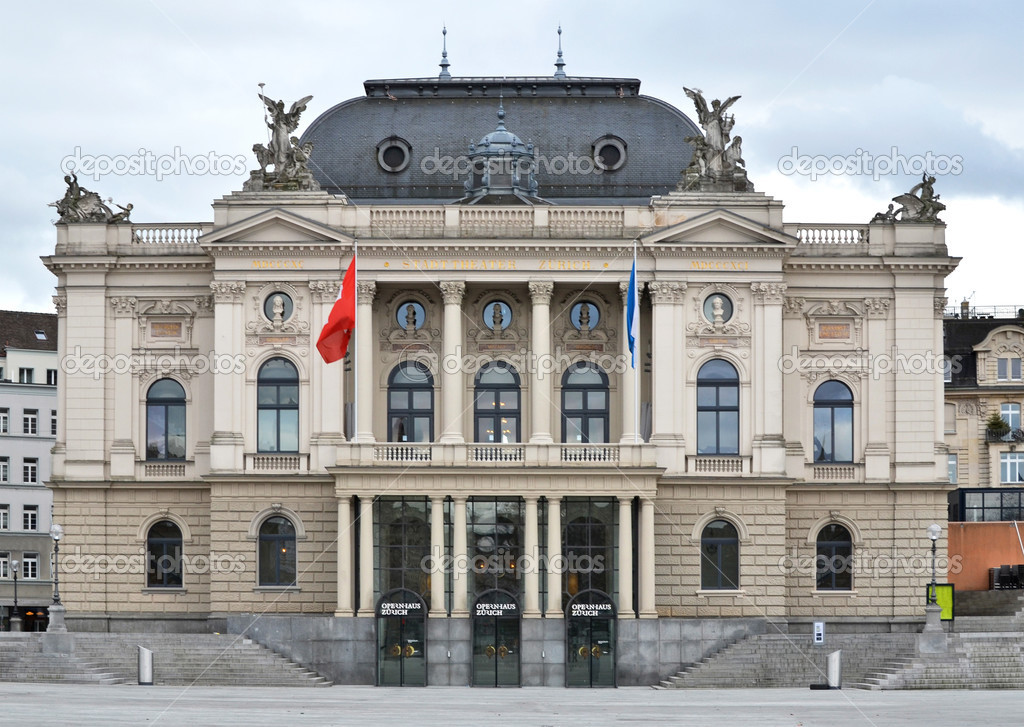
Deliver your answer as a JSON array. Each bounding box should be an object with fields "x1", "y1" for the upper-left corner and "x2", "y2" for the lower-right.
[
  {"x1": 642, "y1": 208, "x2": 797, "y2": 248},
  {"x1": 199, "y1": 208, "x2": 353, "y2": 247},
  {"x1": 973, "y1": 325, "x2": 1024, "y2": 355}
]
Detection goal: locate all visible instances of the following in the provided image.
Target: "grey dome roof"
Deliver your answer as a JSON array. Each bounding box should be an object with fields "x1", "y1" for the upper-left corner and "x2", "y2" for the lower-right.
[{"x1": 300, "y1": 76, "x2": 701, "y2": 204}]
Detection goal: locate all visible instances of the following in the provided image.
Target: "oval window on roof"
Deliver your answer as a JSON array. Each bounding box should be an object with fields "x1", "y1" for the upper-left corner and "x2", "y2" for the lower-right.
[
  {"x1": 592, "y1": 135, "x2": 627, "y2": 172},
  {"x1": 376, "y1": 136, "x2": 412, "y2": 173}
]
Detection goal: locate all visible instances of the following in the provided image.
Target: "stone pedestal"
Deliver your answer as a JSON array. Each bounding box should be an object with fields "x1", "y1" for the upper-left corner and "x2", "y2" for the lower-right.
[
  {"x1": 917, "y1": 604, "x2": 947, "y2": 654},
  {"x1": 10, "y1": 615, "x2": 22, "y2": 632},
  {"x1": 47, "y1": 603, "x2": 68, "y2": 633}
]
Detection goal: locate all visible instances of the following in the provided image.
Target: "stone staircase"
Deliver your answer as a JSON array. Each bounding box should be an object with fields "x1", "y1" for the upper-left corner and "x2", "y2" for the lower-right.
[
  {"x1": 656, "y1": 633, "x2": 918, "y2": 689},
  {"x1": 0, "y1": 633, "x2": 332, "y2": 687},
  {"x1": 855, "y1": 634, "x2": 1024, "y2": 689}
]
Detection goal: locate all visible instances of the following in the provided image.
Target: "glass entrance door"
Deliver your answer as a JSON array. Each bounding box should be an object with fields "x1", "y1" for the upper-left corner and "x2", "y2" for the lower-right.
[
  {"x1": 565, "y1": 590, "x2": 616, "y2": 687},
  {"x1": 472, "y1": 590, "x2": 520, "y2": 687},
  {"x1": 377, "y1": 590, "x2": 427, "y2": 686}
]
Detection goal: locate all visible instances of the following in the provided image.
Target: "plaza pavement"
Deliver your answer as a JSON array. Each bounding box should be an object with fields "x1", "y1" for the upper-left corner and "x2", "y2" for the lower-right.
[{"x1": 1, "y1": 684, "x2": 1023, "y2": 726}]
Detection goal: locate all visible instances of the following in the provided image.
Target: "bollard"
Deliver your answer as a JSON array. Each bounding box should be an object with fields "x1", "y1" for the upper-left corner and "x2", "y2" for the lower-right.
[
  {"x1": 826, "y1": 649, "x2": 842, "y2": 689},
  {"x1": 138, "y1": 645, "x2": 153, "y2": 686}
]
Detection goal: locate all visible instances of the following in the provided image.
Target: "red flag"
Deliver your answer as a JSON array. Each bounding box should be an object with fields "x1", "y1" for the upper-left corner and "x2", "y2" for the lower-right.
[{"x1": 316, "y1": 256, "x2": 356, "y2": 363}]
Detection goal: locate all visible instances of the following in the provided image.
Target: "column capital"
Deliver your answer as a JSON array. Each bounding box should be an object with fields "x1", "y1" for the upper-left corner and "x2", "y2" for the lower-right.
[
  {"x1": 648, "y1": 281, "x2": 685, "y2": 304},
  {"x1": 528, "y1": 281, "x2": 554, "y2": 304},
  {"x1": 439, "y1": 280, "x2": 466, "y2": 305},
  {"x1": 619, "y1": 280, "x2": 643, "y2": 305},
  {"x1": 356, "y1": 280, "x2": 377, "y2": 305},
  {"x1": 52, "y1": 294, "x2": 67, "y2": 316},
  {"x1": 308, "y1": 279, "x2": 341, "y2": 303},
  {"x1": 109, "y1": 296, "x2": 137, "y2": 317},
  {"x1": 750, "y1": 281, "x2": 787, "y2": 305},
  {"x1": 210, "y1": 280, "x2": 246, "y2": 302}
]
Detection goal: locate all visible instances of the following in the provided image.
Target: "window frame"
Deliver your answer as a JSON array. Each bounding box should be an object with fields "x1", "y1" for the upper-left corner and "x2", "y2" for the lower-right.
[
  {"x1": 258, "y1": 515, "x2": 297, "y2": 587},
  {"x1": 22, "y1": 409, "x2": 37, "y2": 435},
  {"x1": 0, "y1": 458, "x2": 7, "y2": 484},
  {"x1": 23, "y1": 459, "x2": 37, "y2": 485},
  {"x1": 146, "y1": 379, "x2": 187, "y2": 461},
  {"x1": 146, "y1": 519, "x2": 184, "y2": 588},
  {"x1": 1001, "y1": 403, "x2": 1021, "y2": 431},
  {"x1": 23, "y1": 505, "x2": 38, "y2": 531},
  {"x1": 1001, "y1": 452, "x2": 1024, "y2": 484},
  {"x1": 812, "y1": 381, "x2": 854, "y2": 463},
  {"x1": 256, "y1": 357, "x2": 300, "y2": 454},
  {"x1": 700, "y1": 519, "x2": 740, "y2": 590},
  {"x1": 0, "y1": 504, "x2": 8, "y2": 530},
  {"x1": 0, "y1": 408, "x2": 8, "y2": 433},
  {"x1": 473, "y1": 362, "x2": 522, "y2": 444},
  {"x1": 22, "y1": 553, "x2": 39, "y2": 580},
  {"x1": 696, "y1": 359, "x2": 739, "y2": 455},
  {"x1": 18, "y1": 368, "x2": 33, "y2": 384},
  {"x1": 46, "y1": 369, "x2": 57, "y2": 386},
  {"x1": 998, "y1": 357, "x2": 1023, "y2": 381},
  {"x1": 948, "y1": 453, "x2": 958, "y2": 484},
  {"x1": 387, "y1": 362, "x2": 435, "y2": 443},
  {"x1": 560, "y1": 362, "x2": 610, "y2": 445},
  {"x1": 815, "y1": 523, "x2": 853, "y2": 591}
]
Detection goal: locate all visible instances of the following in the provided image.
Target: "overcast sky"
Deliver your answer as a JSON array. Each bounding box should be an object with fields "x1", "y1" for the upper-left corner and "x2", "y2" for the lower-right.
[{"x1": 3, "y1": 0, "x2": 1021, "y2": 314}]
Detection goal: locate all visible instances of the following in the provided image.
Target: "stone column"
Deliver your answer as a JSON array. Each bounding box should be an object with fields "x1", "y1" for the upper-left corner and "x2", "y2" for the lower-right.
[
  {"x1": 430, "y1": 496, "x2": 446, "y2": 617},
  {"x1": 618, "y1": 497, "x2": 634, "y2": 618},
  {"x1": 545, "y1": 496, "x2": 563, "y2": 617},
  {"x1": 523, "y1": 496, "x2": 540, "y2": 617},
  {"x1": 354, "y1": 281, "x2": 376, "y2": 443},
  {"x1": 109, "y1": 296, "x2": 136, "y2": 477},
  {"x1": 638, "y1": 497, "x2": 657, "y2": 618},
  {"x1": 358, "y1": 495, "x2": 374, "y2": 615},
  {"x1": 209, "y1": 281, "x2": 246, "y2": 472},
  {"x1": 439, "y1": 281, "x2": 466, "y2": 443},
  {"x1": 647, "y1": 282, "x2": 684, "y2": 445},
  {"x1": 619, "y1": 281, "x2": 639, "y2": 443},
  {"x1": 750, "y1": 282, "x2": 787, "y2": 475},
  {"x1": 335, "y1": 496, "x2": 353, "y2": 616},
  {"x1": 528, "y1": 282, "x2": 554, "y2": 443},
  {"x1": 451, "y1": 496, "x2": 469, "y2": 616},
  {"x1": 864, "y1": 297, "x2": 892, "y2": 480}
]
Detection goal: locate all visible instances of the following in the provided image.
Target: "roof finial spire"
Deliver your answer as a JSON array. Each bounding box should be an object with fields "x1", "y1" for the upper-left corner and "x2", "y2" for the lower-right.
[
  {"x1": 439, "y1": 25, "x2": 451, "y2": 80},
  {"x1": 553, "y1": 25, "x2": 567, "y2": 79},
  {"x1": 496, "y1": 92, "x2": 506, "y2": 130}
]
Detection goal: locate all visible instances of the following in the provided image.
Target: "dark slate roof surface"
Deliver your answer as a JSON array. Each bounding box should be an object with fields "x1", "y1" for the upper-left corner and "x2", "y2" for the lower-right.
[{"x1": 0, "y1": 310, "x2": 58, "y2": 355}]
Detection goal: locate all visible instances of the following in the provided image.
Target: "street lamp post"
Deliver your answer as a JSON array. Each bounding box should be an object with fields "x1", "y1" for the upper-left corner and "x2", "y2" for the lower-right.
[
  {"x1": 10, "y1": 558, "x2": 20, "y2": 632},
  {"x1": 923, "y1": 523, "x2": 943, "y2": 633},
  {"x1": 46, "y1": 523, "x2": 67, "y2": 633}
]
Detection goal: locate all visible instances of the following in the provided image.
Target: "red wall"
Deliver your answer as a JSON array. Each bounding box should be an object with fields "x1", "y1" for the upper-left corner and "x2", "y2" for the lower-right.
[{"x1": 948, "y1": 522, "x2": 1024, "y2": 591}]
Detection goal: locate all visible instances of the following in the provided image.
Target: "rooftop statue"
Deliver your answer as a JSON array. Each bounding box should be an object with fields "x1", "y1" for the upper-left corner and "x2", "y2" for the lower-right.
[
  {"x1": 49, "y1": 173, "x2": 131, "y2": 224},
  {"x1": 679, "y1": 88, "x2": 753, "y2": 192},
  {"x1": 891, "y1": 174, "x2": 945, "y2": 222},
  {"x1": 243, "y1": 93, "x2": 320, "y2": 192}
]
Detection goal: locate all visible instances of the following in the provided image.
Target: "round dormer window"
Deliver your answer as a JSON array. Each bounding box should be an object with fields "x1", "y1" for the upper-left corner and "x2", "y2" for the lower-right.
[
  {"x1": 593, "y1": 135, "x2": 627, "y2": 172},
  {"x1": 376, "y1": 137, "x2": 412, "y2": 173}
]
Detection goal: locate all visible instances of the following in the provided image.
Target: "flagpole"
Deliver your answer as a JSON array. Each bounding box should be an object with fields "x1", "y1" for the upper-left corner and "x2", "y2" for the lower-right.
[
  {"x1": 633, "y1": 239, "x2": 640, "y2": 444},
  {"x1": 352, "y1": 238, "x2": 358, "y2": 442}
]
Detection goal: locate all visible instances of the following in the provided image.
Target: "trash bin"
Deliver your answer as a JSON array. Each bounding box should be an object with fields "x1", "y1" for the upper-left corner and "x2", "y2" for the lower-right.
[
  {"x1": 138, "y1": 645, "x2": 153, "y2": 685},
  {"x1": 826, "y1": 649, "x2": 842, "y2": 689}
]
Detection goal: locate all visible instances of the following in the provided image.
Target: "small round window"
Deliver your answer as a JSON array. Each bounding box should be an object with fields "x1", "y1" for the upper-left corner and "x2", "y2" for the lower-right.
[
  {"x1": 703, "y1": 294, "x2": 733, "y2": 323},
  {"x1": 396, "y1": 301, "x2": 426, "y2": 331},
  {"x1": 483, "y1": 300, "x2": 512, "y2": 330},
  {"x1": 263, "y1": 292, "x2": 293, "y2": 322},
  {"x1": 593, "y1": 135, "x2": 627, "y2": 172},
  {"x1": 376, "y1": 137, "x2": 411, "y2": 173},
  {"x1": 570, "y1": 301, "x2": 600, "y2": 331}
]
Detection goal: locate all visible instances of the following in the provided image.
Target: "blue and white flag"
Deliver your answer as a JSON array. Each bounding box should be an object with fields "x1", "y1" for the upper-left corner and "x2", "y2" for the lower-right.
[{"x1": 627, "y1": 260, "x2": 639, "y2": 369}]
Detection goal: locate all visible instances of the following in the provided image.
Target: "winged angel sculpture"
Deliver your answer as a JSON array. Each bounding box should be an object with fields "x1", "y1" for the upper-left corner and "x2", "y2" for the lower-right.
[
  {"x1": 680, "y1": 87, "x2": 752, "y2": 192},
  {"x1": 244, "y1": 94, "x2": 320, "y2": 191}
]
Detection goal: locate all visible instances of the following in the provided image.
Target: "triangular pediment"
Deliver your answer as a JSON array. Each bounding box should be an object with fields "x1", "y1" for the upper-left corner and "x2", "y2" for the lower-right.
[
  {"x1": 199, "y1": 208, "x2": 353, "y2": 247},
  {"x1": 642, "y1": 208, "x2": 797, "y2": 248}
]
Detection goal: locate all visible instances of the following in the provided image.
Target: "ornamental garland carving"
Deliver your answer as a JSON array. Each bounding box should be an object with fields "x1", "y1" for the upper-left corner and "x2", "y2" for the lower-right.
[{"x1": 957, "y1": 401, "x2": 981, "y2": 416}]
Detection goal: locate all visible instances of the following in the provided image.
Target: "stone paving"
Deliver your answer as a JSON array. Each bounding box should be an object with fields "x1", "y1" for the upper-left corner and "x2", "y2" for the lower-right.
[{"x1": 1, "y1": 684, "x2": 1024, "y2": 726}]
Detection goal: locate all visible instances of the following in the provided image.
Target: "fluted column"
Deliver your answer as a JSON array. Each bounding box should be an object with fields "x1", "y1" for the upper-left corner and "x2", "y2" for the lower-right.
[
  {"x1": 358, "y1": 495, "x2": 374, "y2": 615},
  {"x1": 109, "y1": 296, "x2": 136, "y2": 477},
  {"x1": 545, "y1": 496, "x2": 563, "y2": 617},
  {"x1": 209, "y1": 281, "x2": 246, "y2": 471},
  {"x1": 354, "y1": 281, "x2": 376, "y2": 443},
  {"x1": 618, "y1": 497, "x2": 634, "y2": 618},
  {"x1": 335, "y1": 496, "x2": 353, "y2": 616},
  {"x1": 523, "y1": 496, "x2": 540, "y2": 617},
  {"x1": 439, "y1": 281, "x2": 466, "y2": 443},
  {"x1": 648, "y1": 282, "x2": 685, "y2": 445},
  {"x1": 638, "y1": 497, "x2": 657, "y2": 617},
  {"x1": 619, "y1": 281, "x2": 638, "y2": 443},
  {"x1": 529, "y1": 281, "x2": 554, "y2": 443},
  {"x1": 429, "y1": 496, "x2": 446, "y2": 616},
  {"x1": 452, "y1": 496, "x2": 469, "y2": 616}
]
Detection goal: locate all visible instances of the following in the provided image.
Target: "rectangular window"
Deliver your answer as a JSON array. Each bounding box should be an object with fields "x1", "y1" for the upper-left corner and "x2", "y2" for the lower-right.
[
  {"x1": 998, "y1": 357, "x2": 1023, "y2": 381},
  {"x1": 0, "y1": 408, "x2": 7, "y2": 433},
  {"x1": 23, "y1": 459, "x2": 38, "y2": 485},
  {"x1": 23, "y1": 410, "x2": 37, "y2": 435},
  {"x1": 0, "y1": 504, "x2": 8, "y2": 529},
  {"x1": 46, "y1": 369, "x2": 57, "y2": 386},
  {"x1": 0, "y1": 458, "x2": 7, "y2": 484},
  {"x1": 18, "y1": 368, "x2": 33, "y2": 384},
  {"x1": 23, "y1": 504, "x2": 38, "y2": 530},
  {"x1": 50, "y1": 410, "x2": 57, "y2": 436},
  {"x1": 1002, "y1": 403, "x2": 1022, "y2": 431},
  {"x1": 0, "y1": 552, "x2": 8, "y2": 579},
  {"x1": 944, "y1": 403, "x2": 957, "y2": 434},
  {"x1": 22, "y1": 554, "x2": 38, "y2": 579},
  {"x1": 1002, "y1": 453, "x2": 1024, "y2": 484},
  {"x1": 948, "y1": 454, "x2": 958, "y2": 484}
]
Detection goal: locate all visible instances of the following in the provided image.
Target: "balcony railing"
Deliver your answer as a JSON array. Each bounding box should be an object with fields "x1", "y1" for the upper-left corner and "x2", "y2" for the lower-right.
[
  {"x1": 986, "y1": 429, "x2": 1024, "y2": 444},
  {"x1": 560, "y1": 445, "x2": 619, "y2": 463},
  {"x1": 470, "y1": 445, "x2": 525, "y2": 463},
  {"x1": 373, "y1": 444, "x2": 432, "y2": 462},
  {"x1": 811, "y1": 464, "x2": 862, "y2": 482},
  {"x1": 688, "y1": 456, "x2": 749, "y2": 475},
  {"x1": 245, "y1": 453, "x2": 309, "y2": 472},
  {"x1": 141, "y1": 462, "x2": 188, "y2": 478}
]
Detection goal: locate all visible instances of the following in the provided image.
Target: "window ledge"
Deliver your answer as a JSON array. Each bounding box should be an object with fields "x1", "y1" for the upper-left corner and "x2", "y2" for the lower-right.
[
  {"x1": 696, "y1": 589, "x2": 746, "y2": 598},
  {"x1": 253, "y1": 586, "x2": 300, "y2": 593},
  {"x1": 142, "y1": 587, "x2": 188, "y2": 595},
  {"x1": 811, "y1": 589, "x2": 857, "y2": 597}
]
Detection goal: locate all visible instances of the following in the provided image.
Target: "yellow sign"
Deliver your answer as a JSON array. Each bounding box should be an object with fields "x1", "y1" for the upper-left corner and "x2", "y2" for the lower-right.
[
  {"x1": 402, "y1": 259, "x2": 517, "y2": 271},
  {"x1": 150, "y1": 322, "x2": 182, "y2": 338},
  {"x1": 252, "y1": 259, "x2": 304, "y2": 269},
  {"x1": 690, "y1": 260, "x2": 750, "y2": 271},
  {"x1": 928, "y1": 583, "x2": 955, "y2": 621},
  {"x1": 818, "y1": 323, "x2": 851, "y2": 340}
]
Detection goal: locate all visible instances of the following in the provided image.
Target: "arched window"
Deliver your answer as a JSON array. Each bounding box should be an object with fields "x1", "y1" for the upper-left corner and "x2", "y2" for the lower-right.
[
  {"x1": 146, "y1": 379, "x2": 186, "y2": 460},
  {"x1": 258, "y1": 516, "x2": 297, "y2": 586},
  {"x1": 696, "y1": 360, "x2": 739, "y2": 454},
  {"x1": 388, "y1": 362, "x2": 434, "y2": 442},
  {"x1": 257, "y1": 358, "x2": 299, "y2": 453},
  {"x1": 474, "y1": 362, "x2": 521, "y2": 443},
  {"x1": 700, "y1": 519, "x2": 739, "y2": 590},
  {"x1": 561, "y1": 362, "x2": 609, "y2": 444},
  {"x1": 816, "y1": 523, "x2": 852, "y2": 591},
  {"x1": 813, "y1": 381, "x2": 853, "y2": 462},
  {"x1": 146, "y1": 520, "x2": 183, "y2": 588}
]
